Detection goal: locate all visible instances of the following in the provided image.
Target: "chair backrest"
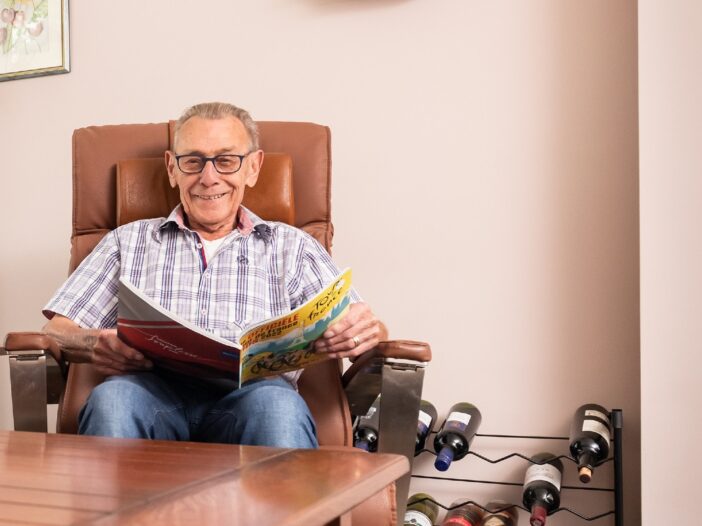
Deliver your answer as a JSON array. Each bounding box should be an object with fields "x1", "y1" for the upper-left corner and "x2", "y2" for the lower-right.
[{"x1": 59, "y1": 120, "x2": 353, "y2": 446}]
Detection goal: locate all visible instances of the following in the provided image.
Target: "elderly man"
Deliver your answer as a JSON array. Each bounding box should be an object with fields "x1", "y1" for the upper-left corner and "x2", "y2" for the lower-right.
[{"x1": 42, "y1": 102, "x2": 382, "y2": 448}]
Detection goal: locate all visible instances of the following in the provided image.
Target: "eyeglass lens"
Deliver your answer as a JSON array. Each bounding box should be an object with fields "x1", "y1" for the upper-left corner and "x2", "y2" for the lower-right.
[{"x1": 178, "y1": 155, "x2": 242, "y2": 174}]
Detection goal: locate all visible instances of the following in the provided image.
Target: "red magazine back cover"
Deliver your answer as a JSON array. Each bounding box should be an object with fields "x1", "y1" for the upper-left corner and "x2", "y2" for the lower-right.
[{"x1": 117, "y1": 279, "x2": 241, "y2": 381}]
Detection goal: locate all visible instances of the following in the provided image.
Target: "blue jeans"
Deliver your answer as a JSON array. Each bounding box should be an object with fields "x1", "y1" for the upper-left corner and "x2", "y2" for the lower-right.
[{"x1": 78, "y1": 373, "x2": 318, "y2": 448}]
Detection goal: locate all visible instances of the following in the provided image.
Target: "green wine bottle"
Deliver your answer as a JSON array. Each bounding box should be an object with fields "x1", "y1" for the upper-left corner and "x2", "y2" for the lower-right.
[
  {"x1": 415, "y1": 400, "x2": 438, "y2": 456},
  {"x1": 481, "y1": 500, "x2": 519, "y2": 526},
  {"x1": 569, "y1": 403, "x2": 611, "y2": 483},
  {"x1": 354, "y1": 395, "x2": 380, "y2": 452},
  {"x1": 522, "y1": 452, "x2": 564, "y2": 526},
  {"x1": 433, "y1": 402, "x2": 482, "y2": 471},
  {"x1": 405, "y1": 493, "x2": 438, "y2": 526}
]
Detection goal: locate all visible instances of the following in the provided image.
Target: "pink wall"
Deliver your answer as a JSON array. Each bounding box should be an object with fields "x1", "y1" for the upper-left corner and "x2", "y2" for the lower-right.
[
  {"x1": 639, "y1": 0, "x2": 702, "y2": 522},
  {"x1": 0, "y1": 1, "x2": 641, "y2": 524}
]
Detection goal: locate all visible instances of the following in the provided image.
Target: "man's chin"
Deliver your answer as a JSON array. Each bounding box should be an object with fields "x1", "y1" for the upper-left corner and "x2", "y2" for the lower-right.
[{"x1": 186, "y1": 210, "x2": 239, "y2": 234}]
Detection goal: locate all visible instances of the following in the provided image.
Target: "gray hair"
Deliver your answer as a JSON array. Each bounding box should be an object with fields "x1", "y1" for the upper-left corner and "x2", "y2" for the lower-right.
[{"x1": 173, "y1": 102, "x2": 260, "y2": 151}]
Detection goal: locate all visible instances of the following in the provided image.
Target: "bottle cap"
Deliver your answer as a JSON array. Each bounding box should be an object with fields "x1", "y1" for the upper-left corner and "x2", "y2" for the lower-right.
[
  {"x1": 579, "y1": 466, "x2": 593, "y2": 483},
  {"x1": 355, "y1": 440, "x2": 370, "y2": 452},
  {"x1": 530, "y1": 504, "x2": 547, "y2": 526},
  {"x1": 434, "y1": 445, "x2": 455, "y2": 471}
]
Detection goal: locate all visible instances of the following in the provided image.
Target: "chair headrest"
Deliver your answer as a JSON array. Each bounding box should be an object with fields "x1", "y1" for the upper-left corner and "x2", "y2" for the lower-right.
[{"x1": 116, "y1": 153, "x2": 295, "y2": 227}]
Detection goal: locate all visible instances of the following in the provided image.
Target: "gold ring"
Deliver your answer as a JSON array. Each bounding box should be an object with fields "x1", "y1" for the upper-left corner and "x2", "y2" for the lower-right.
[{"x1": 352, "y1": 336, "x2": 361, "y2": 348}]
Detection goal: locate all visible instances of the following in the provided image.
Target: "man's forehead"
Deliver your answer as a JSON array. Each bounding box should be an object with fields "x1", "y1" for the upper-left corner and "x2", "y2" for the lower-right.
[{"x1": 174, "y1": 116, "x2": 250, "y2": 151}]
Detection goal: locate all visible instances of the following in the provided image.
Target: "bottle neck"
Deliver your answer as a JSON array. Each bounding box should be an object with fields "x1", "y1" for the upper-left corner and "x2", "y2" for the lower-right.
[
  {"x1": 578, "y1": 450, "x2": 595, "y2": 469},
  {"x1": 434, "y1": 445, "x2": 455, "y2": 471},
  {"x1": 529, "y1": 503, "x2": 548, "y2": 526}
]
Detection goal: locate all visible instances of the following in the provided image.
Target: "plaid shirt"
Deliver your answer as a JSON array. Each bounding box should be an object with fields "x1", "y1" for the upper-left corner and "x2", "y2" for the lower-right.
[{"x1": 44, "y1": 205, "x2": 358, "y2": 385}]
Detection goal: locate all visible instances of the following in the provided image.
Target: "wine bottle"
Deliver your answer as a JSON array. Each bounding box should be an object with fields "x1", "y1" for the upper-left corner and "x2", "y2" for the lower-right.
[
  {"x1": 433, "y1": 402, "x2": 482, "y2": 471},
  {"x1": 442, "y1": 499, "x2": 484, "y2": 526},
  {"x1": 404, "y1": 493, "x2": 438, "y2": 526},
  {"x1": 569, "y1": 403, "x2": 611, "y2": 483},
  {"x1": 481, "y1": 501, "x2": 519, "y2": 526},
  {"x1": 354, "y1": 395, "x2": 380, "y2": 452},
  {"x1": 522, "y1": 452, "x2": 563, "y2": 526},
  {"x1": 415, "y1": 400, "x2": 437, "y2": 456}
]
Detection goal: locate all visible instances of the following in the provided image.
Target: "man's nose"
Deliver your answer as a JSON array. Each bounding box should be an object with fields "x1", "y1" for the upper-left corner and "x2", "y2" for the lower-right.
[{"x1": 198, "y1": 160, "x2": 219, "y2": 185}]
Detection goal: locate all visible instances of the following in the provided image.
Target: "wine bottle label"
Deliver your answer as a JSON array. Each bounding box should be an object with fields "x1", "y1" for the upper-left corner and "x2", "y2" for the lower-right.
[
  {"x1": 483, "y1": 518, "x2": 506, "y2": 526},
  {"x1": 447, "y1": 411, "x2": 471, "y2": 430},
  {"x1": 524, "y1": 463, "x2": 562, "y2": 490},
  {"x1": 584, "y1": 409, "x2": 609, "y2": 422},
  {"x1": 418, "y1": 410, "x2": 433, "y2": 428},
  {"x1": 582, "y1": 419, "x2": 611, "y2": 443},
  {"x1": 404, "y1": 510, "x2": 433, "y2": 526},
  {"x1": 360, "y1": 406, "x2": 377, "y2": 422}
]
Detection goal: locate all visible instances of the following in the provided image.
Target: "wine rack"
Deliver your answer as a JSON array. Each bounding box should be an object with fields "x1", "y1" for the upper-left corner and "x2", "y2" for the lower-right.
[{"x1": 409, "y1": 409, "x2": 623, "y2": 525}]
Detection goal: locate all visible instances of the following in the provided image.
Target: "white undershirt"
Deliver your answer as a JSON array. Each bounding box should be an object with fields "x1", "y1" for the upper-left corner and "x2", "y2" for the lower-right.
[{"x1": 201, "y1": 237, "x2": 226, "y2": 262}]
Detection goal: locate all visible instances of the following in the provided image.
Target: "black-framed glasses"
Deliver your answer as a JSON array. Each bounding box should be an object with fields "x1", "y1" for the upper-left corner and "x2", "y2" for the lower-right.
[{"x1": 174, "y1": 153, "x2": 249, "y2": 175}]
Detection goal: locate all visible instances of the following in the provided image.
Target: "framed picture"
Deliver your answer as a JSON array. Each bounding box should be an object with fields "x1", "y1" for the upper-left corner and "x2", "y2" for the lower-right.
[{"x1": 0, "y1": 0, "x2": 69, "y2": 82}]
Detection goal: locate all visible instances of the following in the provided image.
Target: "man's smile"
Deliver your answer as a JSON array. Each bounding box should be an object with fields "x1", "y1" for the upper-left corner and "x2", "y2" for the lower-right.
[{"x1": 193, "y1": 192, "x2": 229, "y2": 200}]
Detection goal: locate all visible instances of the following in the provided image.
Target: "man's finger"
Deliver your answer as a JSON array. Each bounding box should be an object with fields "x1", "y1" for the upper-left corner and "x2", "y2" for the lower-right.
[
  {"x1": 324, "y1": 324, "x2": 380, "y2": 356},
  {"x1": 328, "y1": 332, "x2": 380, "y2": 360},
  {"x1": 322, "y1": 302, "x2": 371, "y2": 339},
  {"x1": 112, "y1": 336, "x2": 146, "y2": 362},
  {"x1": 322, "y1": 315, "x2": 354, "y2": 339},
  {"x1": 322, "y1": 316, "x2": 376, "y2": 348}
]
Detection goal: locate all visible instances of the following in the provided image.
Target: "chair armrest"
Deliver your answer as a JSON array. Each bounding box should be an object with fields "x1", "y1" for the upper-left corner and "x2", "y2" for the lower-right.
[
  {"x1": 342, "y1": 340, "x2": 431, "y2": 389},
  {"x1": 376, "y1": 340, "x2": 432, "y2": 361},
  {"x1": 4, "y1": 332, "x2": 63, "y2": 364}
]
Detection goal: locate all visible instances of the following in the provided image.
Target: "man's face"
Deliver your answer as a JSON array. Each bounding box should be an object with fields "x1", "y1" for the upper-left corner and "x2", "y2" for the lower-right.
[{"x1": 165, "y1": 116, "x2": 263, "y2": 239}]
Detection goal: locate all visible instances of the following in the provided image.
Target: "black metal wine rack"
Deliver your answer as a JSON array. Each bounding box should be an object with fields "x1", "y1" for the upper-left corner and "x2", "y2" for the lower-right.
[{"x1": 409, "y1": 409, "x2": 623, "y2": 525}]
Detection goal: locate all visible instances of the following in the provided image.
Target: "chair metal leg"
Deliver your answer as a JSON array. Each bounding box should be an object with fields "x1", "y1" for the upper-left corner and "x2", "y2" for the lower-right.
[
  {"x1": 376, "y1": 359, "x2": 426, "y2": 526},
  {"x1": 1, "y1": 348, "x2": 63, "y2": 432},
  {"x1": 2, "y1": 349, "x2": 49, "y2": 432}
]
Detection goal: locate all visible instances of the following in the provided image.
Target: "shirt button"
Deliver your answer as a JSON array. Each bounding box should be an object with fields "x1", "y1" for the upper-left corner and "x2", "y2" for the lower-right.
[
  {"x1": 238, "y1": 256, "x2": 248, "y2": 264},
  {"x1": 200, "y1": 308, "x2": 207, "y2": 315},
  {"x1": 196, "y1": 243, "x2": 203, "y2": 249}
]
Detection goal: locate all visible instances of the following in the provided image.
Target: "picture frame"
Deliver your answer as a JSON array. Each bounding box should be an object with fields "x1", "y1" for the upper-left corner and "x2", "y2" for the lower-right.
[{"x1": 0, "y1": 0, "x2": 70, "y2": 82}]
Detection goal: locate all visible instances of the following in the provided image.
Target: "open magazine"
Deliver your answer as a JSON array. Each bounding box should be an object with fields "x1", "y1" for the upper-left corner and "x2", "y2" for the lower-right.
[{"x1": 117, "y1": 268, "x2": 352, "y2": 386}]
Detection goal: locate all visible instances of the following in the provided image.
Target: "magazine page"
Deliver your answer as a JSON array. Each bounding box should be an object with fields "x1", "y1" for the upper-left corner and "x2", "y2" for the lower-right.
[
  {"x1": 117, "y1": 278, "x2": 241, "y2": 380},
  {"x1": 238, "y1": 268, "x2": 353, "y2": 384}
]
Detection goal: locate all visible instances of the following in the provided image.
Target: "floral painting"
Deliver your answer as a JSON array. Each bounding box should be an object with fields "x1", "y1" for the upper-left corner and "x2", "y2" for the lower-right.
[{"x1": 0, "y1": 0, "x2": 69, "y2": 81}]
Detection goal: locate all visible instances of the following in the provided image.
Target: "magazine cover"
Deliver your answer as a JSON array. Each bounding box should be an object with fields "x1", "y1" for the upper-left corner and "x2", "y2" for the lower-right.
[
  {"x1": 117, "y1": 268, "x2": 353, "y2": 386},
  {"x1": 239, "y1": 267, "x2": 352, "y2": 383}
]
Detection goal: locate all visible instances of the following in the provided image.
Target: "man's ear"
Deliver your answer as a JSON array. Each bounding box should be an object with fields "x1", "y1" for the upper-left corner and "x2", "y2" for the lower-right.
[
  {"x1": 165, "y1": 150, "x2": 178, "y2": 188},
  {"x1": 244, "y1": 149, "x2": 264, "y2": 188}
]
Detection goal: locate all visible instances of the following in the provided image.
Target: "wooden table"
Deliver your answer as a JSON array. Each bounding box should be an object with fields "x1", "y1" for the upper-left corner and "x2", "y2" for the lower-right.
[{"x1": 0, "y1": 431, "x2": 409, "y2": 525}]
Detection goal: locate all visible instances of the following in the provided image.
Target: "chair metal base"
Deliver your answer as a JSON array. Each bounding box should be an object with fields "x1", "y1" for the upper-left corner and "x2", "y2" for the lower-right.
[
  {"x1": 1, "y1": 348, "x2": 63, "y2": 432},
  {"x1": 345, "y1": 356, "x2": 427, "y2": 525}
]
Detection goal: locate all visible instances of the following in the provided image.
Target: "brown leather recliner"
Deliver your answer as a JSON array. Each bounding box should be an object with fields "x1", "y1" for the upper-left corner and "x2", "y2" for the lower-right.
[{"x1": 3, "y1": 120, "x2": 431, "y2": 526}]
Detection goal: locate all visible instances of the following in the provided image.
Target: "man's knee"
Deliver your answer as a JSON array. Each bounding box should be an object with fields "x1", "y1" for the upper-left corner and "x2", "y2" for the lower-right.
[
  {"x1": 205, "y1": 379, "x2": 318, "y2": 448},
  {"x1": 241, "y1": 381, "x2": 309, "y2": 414},
  {"x1": 79, "y1": 374, "x2": 186, "y2": 440},
  {"x1": 81, "y1": 375, "x2": 150, "y2": 419}
]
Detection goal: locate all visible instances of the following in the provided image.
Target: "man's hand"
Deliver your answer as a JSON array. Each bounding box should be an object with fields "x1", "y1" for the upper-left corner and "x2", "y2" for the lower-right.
[
  {"x1": 314, "y1": 302, "x2": 385, "y2": 360},
  {"x1": 81, "y1": 328, "x2": 153, "y2": 376},
  {"x1": 43, "y1": 315, "x2": 153, "y2": 376}
]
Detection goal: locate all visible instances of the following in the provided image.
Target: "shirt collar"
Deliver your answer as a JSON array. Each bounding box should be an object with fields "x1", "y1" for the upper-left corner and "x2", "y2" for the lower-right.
[{"x1": 156, "y1": 204, "x2": 271, "y2": 243}]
